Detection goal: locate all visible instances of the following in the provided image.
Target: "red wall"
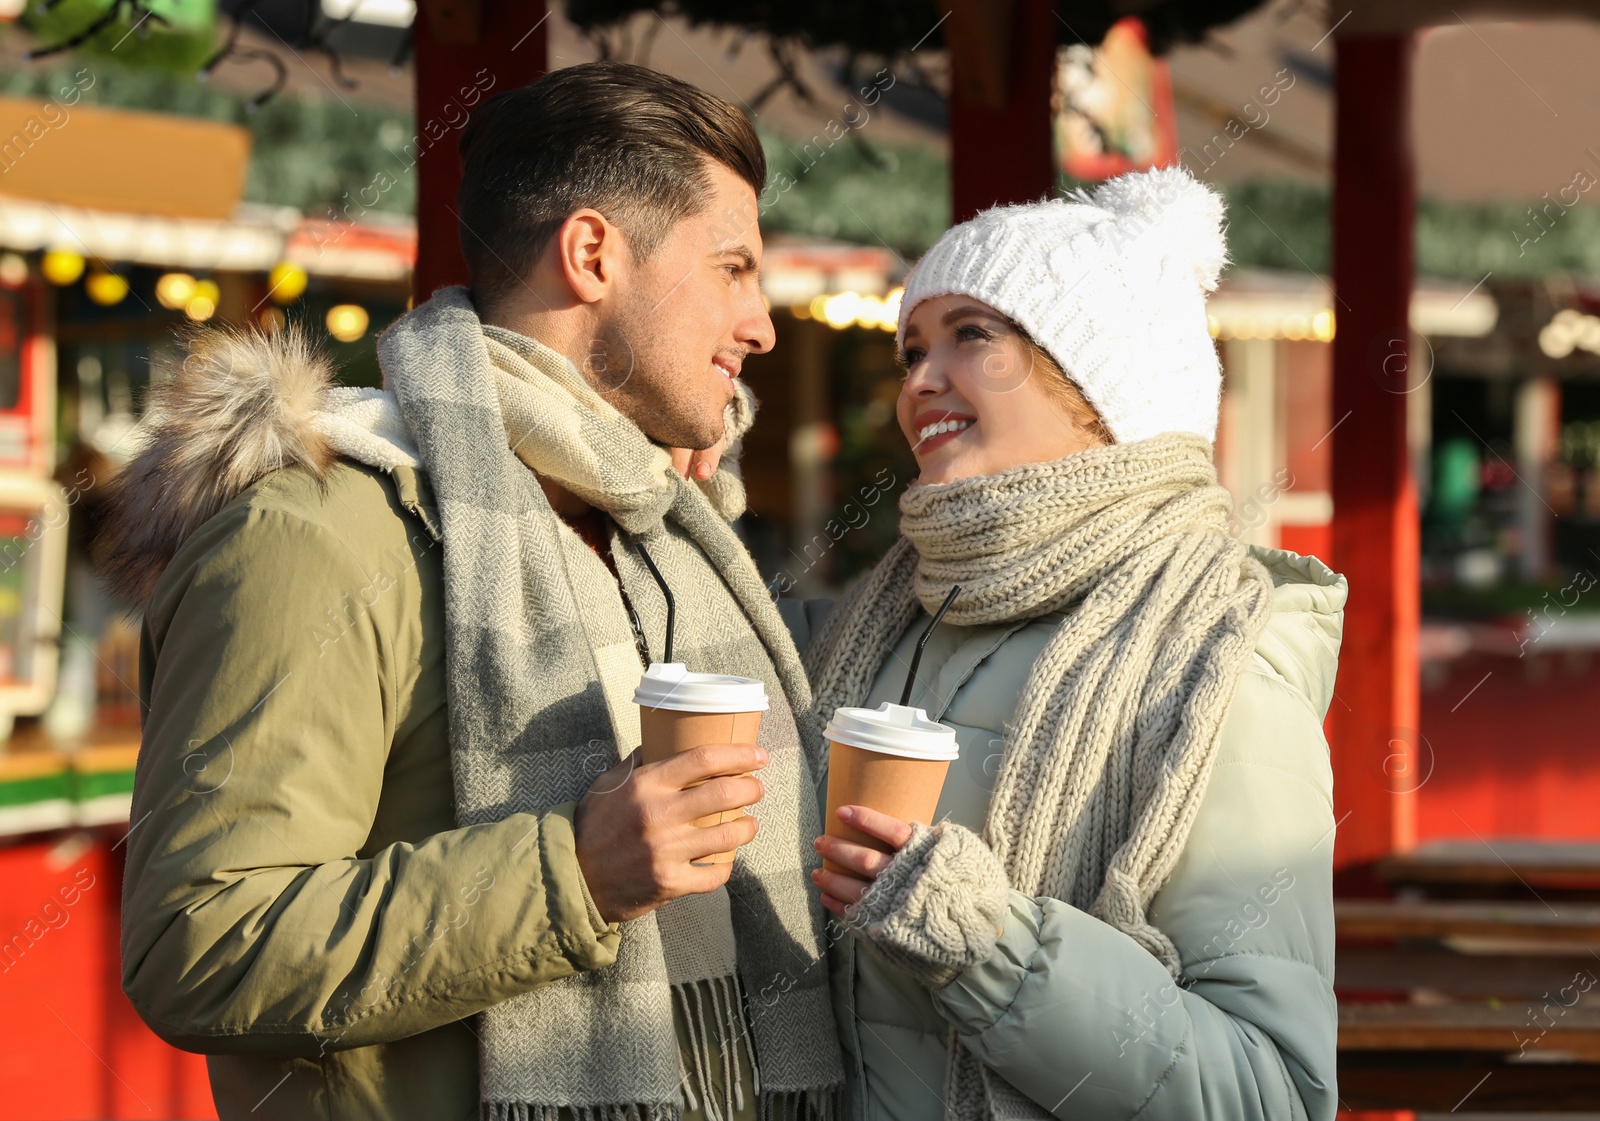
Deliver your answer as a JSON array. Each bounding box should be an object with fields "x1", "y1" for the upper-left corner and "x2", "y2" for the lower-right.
[
  {"x1": 1418, "y1": 649, "x2": 1600, "y2": 840},
  {"x1": 0, "y1": 835, "x2": 215, "y2": 1120}
]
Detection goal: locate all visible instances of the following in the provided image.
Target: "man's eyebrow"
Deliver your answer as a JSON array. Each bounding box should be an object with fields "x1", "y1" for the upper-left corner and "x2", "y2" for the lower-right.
[{"x1": 715, "y1": 245, "x2": 759, "y2": 274}]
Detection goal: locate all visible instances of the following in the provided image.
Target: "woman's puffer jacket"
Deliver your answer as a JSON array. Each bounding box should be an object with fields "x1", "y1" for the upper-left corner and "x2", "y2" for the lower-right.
[{"x1": 782, "y1": 545, "x2": 1345, "y2": 1120}]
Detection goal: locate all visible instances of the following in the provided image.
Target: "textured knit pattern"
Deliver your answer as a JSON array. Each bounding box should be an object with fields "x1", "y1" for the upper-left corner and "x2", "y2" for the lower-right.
[
  {"x1": 896, "y1": 166, "x2": 1227, "y2": 444},
  {"x1": 803, "y1": 433, "x2": 1274, "y2": 1121},
  {"x1": 334, "y1": 288, "x2": 842, "y2": 1120},
  {"x1": 841, "y1": 823, "x2": 1008, "y2": 989}
]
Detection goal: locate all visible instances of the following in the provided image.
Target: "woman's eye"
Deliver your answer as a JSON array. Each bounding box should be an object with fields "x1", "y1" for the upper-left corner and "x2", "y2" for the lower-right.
[
  {"x1": 898, "y1": 348, "x2": 925, "y2": 367},
  {"x1": 954, "y1": 325, "x2": 992, "y2": 343}
]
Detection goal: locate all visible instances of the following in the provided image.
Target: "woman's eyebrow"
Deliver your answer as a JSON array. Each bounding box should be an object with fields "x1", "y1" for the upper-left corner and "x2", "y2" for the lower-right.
[{"x1": 939, "y1": 306, "x2": 1009, "y2": 329}]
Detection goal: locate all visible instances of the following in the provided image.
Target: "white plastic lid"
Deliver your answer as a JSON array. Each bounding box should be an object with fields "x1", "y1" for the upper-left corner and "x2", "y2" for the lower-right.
[
  {"x1": 825, "y1": 702, "x2": 959, "y2": 760},
  {"x1": 633, "y1": 662, "x2": 770, "y2": 713}
]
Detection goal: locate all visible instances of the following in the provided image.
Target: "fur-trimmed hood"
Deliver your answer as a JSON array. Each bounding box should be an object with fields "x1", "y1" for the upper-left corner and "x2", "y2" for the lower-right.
[
  {"x1": 97, "y1": 322, "x2": 758, "y2": 606},
  {"x1": 97, "y1": 325, "x2": 344, "y2": 605}
]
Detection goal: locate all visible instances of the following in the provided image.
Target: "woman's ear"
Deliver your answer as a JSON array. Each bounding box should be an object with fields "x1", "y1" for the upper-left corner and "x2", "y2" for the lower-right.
[{"x1": 554, "y1": 209, "x2": 626, "y2": 304}]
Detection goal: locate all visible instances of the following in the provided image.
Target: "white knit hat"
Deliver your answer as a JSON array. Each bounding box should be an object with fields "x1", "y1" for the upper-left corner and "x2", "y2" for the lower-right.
[{"x1": 896, "y1": 166, "x2": 1228, "y2": 444}]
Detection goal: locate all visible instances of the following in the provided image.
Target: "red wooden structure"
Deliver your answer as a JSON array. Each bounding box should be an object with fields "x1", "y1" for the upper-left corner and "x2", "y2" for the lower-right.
[
  {"x1": 413, "y1": 0, "x2": 550, "y2": 300},
  {"x1": 1328, "y1": 34, "x2": 1419, "y2": 888}
]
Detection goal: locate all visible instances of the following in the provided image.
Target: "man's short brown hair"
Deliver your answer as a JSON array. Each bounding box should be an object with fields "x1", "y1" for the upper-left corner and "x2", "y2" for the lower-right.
[{"x1": 457, "y1": 61, "x2": 766, "y2": 309}]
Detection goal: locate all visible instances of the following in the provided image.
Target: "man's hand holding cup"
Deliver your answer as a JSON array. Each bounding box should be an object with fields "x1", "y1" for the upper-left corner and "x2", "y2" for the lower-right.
[{"x1": 575, "y1": 742, "x2": 766, "y2": 924}]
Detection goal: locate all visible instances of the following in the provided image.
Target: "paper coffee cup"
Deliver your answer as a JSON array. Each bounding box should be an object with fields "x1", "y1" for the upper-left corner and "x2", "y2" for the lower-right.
[
  {"x1": 634, "y1": 663, "x2": 769, "y2": 863},
  {"x1": 822, "y1": 702, "x2": 959, "y2": 874}
]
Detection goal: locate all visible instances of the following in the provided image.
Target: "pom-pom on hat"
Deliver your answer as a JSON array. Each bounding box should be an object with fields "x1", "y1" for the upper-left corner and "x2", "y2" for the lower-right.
[{"x1": 896, "y1": 165, "x2": 1228, "y2": 445}]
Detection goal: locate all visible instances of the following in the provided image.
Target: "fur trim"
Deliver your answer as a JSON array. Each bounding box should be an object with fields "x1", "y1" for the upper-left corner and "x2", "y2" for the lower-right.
[{"x1": 96, "y1": 324, "x2": 339, "y2": 604}]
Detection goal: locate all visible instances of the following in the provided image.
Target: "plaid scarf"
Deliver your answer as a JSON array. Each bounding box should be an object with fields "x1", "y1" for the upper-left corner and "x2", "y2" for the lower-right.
[{"x1": 333, "y1": 287, "x2": 842, "y2": 1119}]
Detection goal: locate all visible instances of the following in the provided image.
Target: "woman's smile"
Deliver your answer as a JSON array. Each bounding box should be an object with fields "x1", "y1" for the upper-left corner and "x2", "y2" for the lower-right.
[{"x1": 912, "y1": 410, "x2": 976, "y2": 454}]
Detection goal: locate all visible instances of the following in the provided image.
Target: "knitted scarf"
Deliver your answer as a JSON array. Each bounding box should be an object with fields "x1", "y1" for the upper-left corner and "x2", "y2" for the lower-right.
[
  {"x1": 330, "y1": 288, "x2": 842, "y2": 1120},
  {"x1": 802, "y1": 433, "x2": 1274, "y2": 1120}
]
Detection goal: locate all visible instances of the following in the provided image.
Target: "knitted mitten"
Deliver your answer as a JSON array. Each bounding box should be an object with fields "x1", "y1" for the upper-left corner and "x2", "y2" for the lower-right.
[{"x1": 843, "y1": 821, "x2": 1009, "y2": 989}]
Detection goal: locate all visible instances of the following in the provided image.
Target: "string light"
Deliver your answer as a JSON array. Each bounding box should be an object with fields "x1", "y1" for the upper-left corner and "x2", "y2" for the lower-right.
[
  {"x1": 808, "y1": 287, "x2": 903, "y2": 333},
  {"x1": 326, "y1": 304, "x2": 369, "y2": 342},
  {"x1": 268, "y1": 261, "x2": 309, "y2": 305},
  {"x1": 85, "y1": 270, "x2": 129, "y2": 307},
  {"x1": 156, "y1": 272, "x2": 196, "y2": 310},
  {"x1": 1539, "y1": 308, "x2": 1600, "y2": 359},
  {"x1": 1209, "y1": 308, "x2": 1336, "y2": 342},
  {"x1": 0, "y1": 254, "x2": 28, "y2": 290},
  {"x1": 41, "y1": 249, "x2": 84, "y2": 286},
  {"x1": 185, "y1": 279, "x2": 220, "y2": 322}
]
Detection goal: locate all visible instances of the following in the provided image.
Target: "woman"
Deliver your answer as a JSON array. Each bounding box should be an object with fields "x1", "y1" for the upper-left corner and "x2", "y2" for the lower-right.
[{"x1": 793, "y1": 167, "x2": 1344, "y2": 1120}]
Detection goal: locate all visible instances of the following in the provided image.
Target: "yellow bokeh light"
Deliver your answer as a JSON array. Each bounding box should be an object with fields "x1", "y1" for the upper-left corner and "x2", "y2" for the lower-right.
[
  {"x1": 156, "y1": 272, "x2": 197, "y2": 310},
  {"x1": 821, "y1": 291, "x2": 861, "y2": 329},
  {"x1": 883, "y1": 286, "x2": 903, "y2": 327},
  {"x1": 41, "y1": 248, "x2": 84, "y2": 286},
  {"x1": 1312, "y1": 309, "x2": 1335, "y2": 342},
  {"x1": 85, "y1": 270, "x2": 129, "y2": 306},
  {"x1": 185, "y1": 296, "x2": 216, "y2": 322},
  {"x1": 326, "y1": 303, "x2": 370, "y2": 343},
  {"x1": 269, "y1": 261, "x2": 309, "y2": 305},
  {"x1": 812, "y1": 290, "x2": 904, "y2": 333}
]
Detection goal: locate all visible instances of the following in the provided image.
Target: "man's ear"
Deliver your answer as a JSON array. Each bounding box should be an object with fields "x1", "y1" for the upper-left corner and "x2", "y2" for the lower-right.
[{"x1": 554, "y1": 209, "x2": 625, "y2": 305}]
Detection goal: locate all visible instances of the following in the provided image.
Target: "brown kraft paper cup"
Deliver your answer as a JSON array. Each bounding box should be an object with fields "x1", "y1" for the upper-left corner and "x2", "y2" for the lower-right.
[
  {"x1": 638, "y1": 706, "x2": 763, "y2": 864},
  {"x1": 823, "y1": 740, "x2": 952, "y2": 874}
]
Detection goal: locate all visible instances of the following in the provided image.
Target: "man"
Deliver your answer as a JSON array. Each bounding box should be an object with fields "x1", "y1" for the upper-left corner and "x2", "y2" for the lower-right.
[{"x1": 107, "y1": 62, "x2": 843, "y2": 1120}]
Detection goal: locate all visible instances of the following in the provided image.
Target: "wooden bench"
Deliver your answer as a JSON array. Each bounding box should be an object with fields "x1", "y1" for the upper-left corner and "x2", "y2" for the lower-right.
[
  {"x1": 1335, "y1": 864, "x2": 1600, "y2": 1110},
  {"x1": 1380, "y1": 841, "x2": 1600, "y2": 898}
]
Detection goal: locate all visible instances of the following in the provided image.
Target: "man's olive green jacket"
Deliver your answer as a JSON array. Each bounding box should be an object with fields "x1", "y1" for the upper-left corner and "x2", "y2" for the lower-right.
[{"x1": 122, "y1": 460, "x2": 626, "y2": 1119}]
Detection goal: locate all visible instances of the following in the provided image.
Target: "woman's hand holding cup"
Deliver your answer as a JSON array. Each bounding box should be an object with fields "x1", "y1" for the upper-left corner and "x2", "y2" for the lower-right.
[{"x1": 811, "y1": 805, "x2": 914, "y2": 916}]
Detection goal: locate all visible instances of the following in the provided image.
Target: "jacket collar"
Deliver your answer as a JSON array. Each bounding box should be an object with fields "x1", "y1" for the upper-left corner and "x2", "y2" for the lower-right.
[{"x1": 1247, "y1": 545, "x2": 1347, "y2": 721}]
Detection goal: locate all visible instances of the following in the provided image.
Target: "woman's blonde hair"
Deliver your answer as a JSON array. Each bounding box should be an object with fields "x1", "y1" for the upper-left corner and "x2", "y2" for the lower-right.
[{"x1": 1023, "y1": 333, "x2": 1116, "y2": 447}]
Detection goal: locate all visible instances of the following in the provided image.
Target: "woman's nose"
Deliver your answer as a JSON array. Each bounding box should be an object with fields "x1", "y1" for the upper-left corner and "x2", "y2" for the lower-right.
[{"x1": 902, "y1": 359, "x2": 945, "y2": 398}]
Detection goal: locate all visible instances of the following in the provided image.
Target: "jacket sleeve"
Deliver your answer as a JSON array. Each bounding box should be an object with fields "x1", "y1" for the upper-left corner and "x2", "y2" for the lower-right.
[
  {"x1": 121, "y1": 505, "x2": 621, "y2": 1056},
  {"x1": 929, "y1": 666, "x2": 1338, "y2": 1120}
]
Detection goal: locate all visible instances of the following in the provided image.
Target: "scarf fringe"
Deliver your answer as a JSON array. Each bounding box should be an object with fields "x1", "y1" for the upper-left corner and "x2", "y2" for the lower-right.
[
  {"x1": 671, "y1": 974, "x2": 762, "y2": 1121},
  {"x1": 480, "y1": 1085, "x2": 841, "y2": 1121},
  {"x1": 483, "y1": 1103, "x2": 678, "y2": 1121}
]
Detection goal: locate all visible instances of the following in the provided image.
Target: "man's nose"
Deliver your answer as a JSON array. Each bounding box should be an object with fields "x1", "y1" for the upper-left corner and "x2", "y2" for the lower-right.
[{"x1": 739, "y1": 294, "x2": 776, "y2": 355}]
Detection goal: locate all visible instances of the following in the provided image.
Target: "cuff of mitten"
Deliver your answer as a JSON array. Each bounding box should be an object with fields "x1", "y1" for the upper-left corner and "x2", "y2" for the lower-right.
[{"x1": 842, "y1": 821, "x2": 1009, "y2": 989}]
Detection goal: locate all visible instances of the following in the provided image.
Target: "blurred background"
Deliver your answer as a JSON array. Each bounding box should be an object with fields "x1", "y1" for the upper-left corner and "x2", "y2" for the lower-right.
[{"x1": 0, "y1": 0, "x2": 1599, "y2": 1116}]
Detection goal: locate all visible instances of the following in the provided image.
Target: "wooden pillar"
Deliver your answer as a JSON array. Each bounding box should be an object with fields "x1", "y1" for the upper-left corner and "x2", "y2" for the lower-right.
[
  {"x1": 944, "y1": 0, "x2": 1057, "y2": 222},
  {"x1": 789, "y1": 319, "x2": 833, "y2": 595},
  {"x1": 1329, "y1": 34, "x2": 1418, "y2": 885},
  {"x1": 413, "y1": 0, "x2": 549, "y2": 302},
  {"x1": 1513, "y1": 377, "x2": 1559, "y2": 582}
]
